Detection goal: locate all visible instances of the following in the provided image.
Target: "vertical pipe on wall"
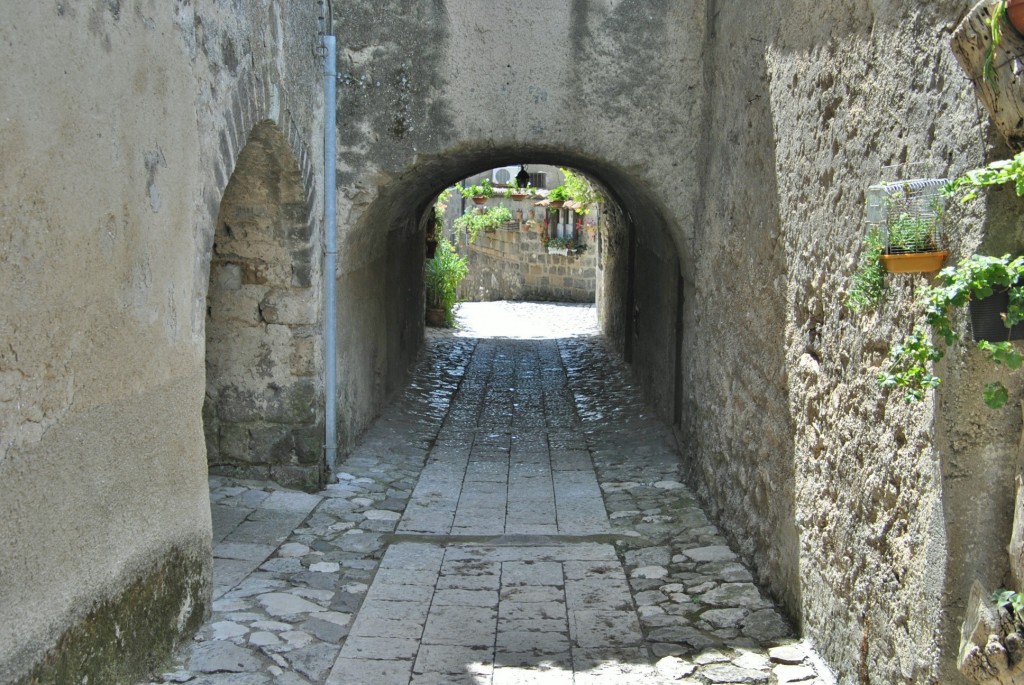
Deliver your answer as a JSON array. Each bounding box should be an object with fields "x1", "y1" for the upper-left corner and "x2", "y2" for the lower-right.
[{"x1": 323, "y1": 34, "x2": 338, "y2": 474}]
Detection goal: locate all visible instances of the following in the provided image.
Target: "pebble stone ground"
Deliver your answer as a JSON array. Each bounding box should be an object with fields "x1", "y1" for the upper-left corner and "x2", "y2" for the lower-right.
[{"x1": 146, "y1": 302, "x2": 836, "y2": 685}]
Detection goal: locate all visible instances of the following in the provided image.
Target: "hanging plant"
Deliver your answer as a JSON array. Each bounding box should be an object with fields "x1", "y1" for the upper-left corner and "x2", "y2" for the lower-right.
[
  {"x1": 878, "y1": 152, "x2": 1024, "y2": 409},
  {"x1": 453, "y1": 205, "x2": 514, "y2": 242},
  {"x1": 547, "y1": 185, "x2": 569, "y2": 208},
  {"x1": 845, "y1": 227, "x2": 888, "y2": 313},
  {"x1": 879, "y1": 254, "x2": 1024, "y2": 407},
  {"x1": 455, "y1": 179, "x2": 494, "y2": 204}
]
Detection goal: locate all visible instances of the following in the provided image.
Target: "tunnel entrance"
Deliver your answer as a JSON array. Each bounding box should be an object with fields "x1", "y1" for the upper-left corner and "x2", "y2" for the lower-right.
[
  {"x1": 398, "y1": 156, "x2": 686, "y2": 429},
  {"x1": 436, "y1": 166, "x2": 602, "y2": 306}
]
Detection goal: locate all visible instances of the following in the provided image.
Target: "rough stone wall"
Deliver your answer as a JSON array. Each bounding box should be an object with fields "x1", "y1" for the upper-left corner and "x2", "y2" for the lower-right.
[
  {"x1": 204, "y1": 122, "x2": 323, "y2": 491},
  {"x1": 0, "y1": 2, "x2": 323, "y2": 681},
  {"x1": 459, "y1": 220, "x2": 598, "y2": 303},
  {"x1": 683, "y1": 1, "x2": 1022, "y2": 682},
  {"x1": 680, "y1": 0, "x2": 803, "y2": 641}
]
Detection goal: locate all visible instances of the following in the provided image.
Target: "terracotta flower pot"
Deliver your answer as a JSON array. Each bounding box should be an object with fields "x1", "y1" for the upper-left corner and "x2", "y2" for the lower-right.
[
  {"x1": 426, "y1": 308, "x2": 447, "y2": 327},
  {"x1": 510, "y1": 193, "x2": 528, "y2": 201},
  {"x1": 472, "y1": 196, "x2": 488, "y2": 205},
  {"x1": 880, "y1": 250, "x2": 949, "y2": 274},
  {"x1": 549, "y1": 200, "x2": 565, "y2": 209},
  {"x1": 1008, "y1": 0, "x2": 1024, "y2": 36}
]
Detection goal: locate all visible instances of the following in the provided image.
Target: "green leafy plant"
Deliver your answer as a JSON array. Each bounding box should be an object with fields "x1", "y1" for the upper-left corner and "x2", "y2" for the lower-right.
[
  {"x1": 547, "y1": 185, "x2": 569, "y2": 203},
  {"x1": 845, "y1": 227, "x2": 888, "y2": 313},
  {"x1": 560, "y1": 168, "x2": 603, "y2": 215},
  {"x1": 886, "y1": 212, "x2": 940, "y2": 253},
  {"x1": 425, "y1": 237, "x2": 469, "y2": 327},
  {"x1": 945, "y1": 151, "x2": 1024, "y2": 202},
  {"x1": 455, "y1": 179, "x2": 494, "y2": 199},
  {"x1": 453, "y1": 205, "x2": 514, "y2": 242},
  {"x1": 876, "y1": 152, "x2": 1024, "y2": 407},
  {"x1": 879, "y1": 254, "x2": 1024, "y2": 408},
  {"x1": 545, "y1": 237, "x2": 587, "y2": 253},
  {"x1": 994, "y1": 588, "x2": 1024, "y2": 615},
  {"x1": 880, "y1": 187, "x2": 944, "y2": 254}
]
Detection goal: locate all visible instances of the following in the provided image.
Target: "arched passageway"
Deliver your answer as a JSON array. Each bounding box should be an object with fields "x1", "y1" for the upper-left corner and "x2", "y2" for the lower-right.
[
  {"x1": 204, "y1": 120, "x2": 324, "y2": 490},
  {"x1": 337, "y1": 149, "x2": 688, "y2": 431}
]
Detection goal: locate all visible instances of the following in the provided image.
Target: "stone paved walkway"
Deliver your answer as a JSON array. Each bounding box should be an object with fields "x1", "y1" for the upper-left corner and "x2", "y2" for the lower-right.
[{"x1": 147, "y1": 303, "x2": 835, "y2": 685}]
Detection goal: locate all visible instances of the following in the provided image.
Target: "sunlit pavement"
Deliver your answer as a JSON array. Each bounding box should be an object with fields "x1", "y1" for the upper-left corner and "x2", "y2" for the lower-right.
[{"x1": 148, "y1": 302, "x2": 833, "y2": 685}]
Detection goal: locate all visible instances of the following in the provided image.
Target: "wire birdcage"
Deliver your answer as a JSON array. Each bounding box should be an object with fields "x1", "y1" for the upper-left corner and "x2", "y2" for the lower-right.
[{"x1": 864, "y1": 178, "x2": 948, "y2": 255}]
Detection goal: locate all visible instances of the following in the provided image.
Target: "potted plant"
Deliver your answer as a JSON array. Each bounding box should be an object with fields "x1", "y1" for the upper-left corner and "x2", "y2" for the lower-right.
[
  {"x1": 545, "y1": 237, "x2": 587, "y2": 256},
  {"x1": 880, "y1": 253, "x2": 1023, "y2": 408},
  {"x1": 425, "y1": 237, "x2": 468, "y2": 327},
  {"x1": 453, "y1": 205, "x2": 514, "y2": 243},
  {"x1": 456, "y1": 179, "x2": 494, "y2": 205},
  {"x1": 866, "y1": 182, "x2": 949, "y2": 274},
  {"x1": 878, "y1": 152, "x2": 1024, "y2": 409},
  {"x1": 504, "y1": 180, "x2": 531, "y2": 202},
  {"x1": 880, "y1": 209, "x2": 949, "y2": 273},
  {"x1": 547, "y1": 185, "x2": 569, "y2": 208}
]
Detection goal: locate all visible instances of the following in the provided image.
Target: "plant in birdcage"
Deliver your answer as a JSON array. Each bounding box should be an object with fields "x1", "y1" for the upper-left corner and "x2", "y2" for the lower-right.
[{"x1": 875, "y1": 180, "x2": 950, "y2": 273}]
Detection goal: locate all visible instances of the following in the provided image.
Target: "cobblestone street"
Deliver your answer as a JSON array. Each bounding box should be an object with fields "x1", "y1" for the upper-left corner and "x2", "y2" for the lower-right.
[{"x1": 150, "y1": 303, "x2": 833, "y2": 685}]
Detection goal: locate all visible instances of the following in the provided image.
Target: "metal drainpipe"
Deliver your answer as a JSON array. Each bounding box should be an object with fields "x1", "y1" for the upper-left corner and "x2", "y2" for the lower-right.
[{"x1": 323, "y1": 34, "x2": 338, "y2": 475}]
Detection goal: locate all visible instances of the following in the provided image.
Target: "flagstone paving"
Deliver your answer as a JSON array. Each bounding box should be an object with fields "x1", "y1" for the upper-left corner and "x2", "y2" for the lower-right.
[{"x1": 146, "y1": 303, "x2": 835, "y2": 685}]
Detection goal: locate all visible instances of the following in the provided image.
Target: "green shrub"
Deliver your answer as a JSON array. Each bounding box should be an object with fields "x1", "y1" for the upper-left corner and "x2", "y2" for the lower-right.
[
  {"x1": 453, "y1": 205, "x2": 514, "y2": 242},
  {"x1": 425, "y1": 238, "x2": 468, "y2": 327}
]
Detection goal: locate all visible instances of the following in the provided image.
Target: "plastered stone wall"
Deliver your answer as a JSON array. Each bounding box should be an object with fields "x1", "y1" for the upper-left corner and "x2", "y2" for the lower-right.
[
  {"x1": 458, "y1": 219, "x2": 599, "y2": 303},
  {"x1": 0, "y1": 2, "x2": 323, "y2": 681}
]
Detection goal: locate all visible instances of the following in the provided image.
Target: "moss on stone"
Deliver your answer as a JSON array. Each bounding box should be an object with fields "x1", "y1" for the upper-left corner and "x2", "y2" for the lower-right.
[{"x1": 15, "y1": 545, "x2": 210, "y2": 685}]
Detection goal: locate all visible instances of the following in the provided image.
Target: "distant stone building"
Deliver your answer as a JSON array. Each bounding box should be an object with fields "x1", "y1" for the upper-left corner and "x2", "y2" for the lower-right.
[{"x1": 446, "y1": 165, "x2": 600, "y2": 303}]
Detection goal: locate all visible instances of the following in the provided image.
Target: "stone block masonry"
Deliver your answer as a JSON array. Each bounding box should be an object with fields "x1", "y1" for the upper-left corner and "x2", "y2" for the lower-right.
[
  {"x1": 204, "y1": 122, "x2": 324, "y2": 492},
  {"x1": 458, "y1": 221, "x2": 598, "y2": 303}
]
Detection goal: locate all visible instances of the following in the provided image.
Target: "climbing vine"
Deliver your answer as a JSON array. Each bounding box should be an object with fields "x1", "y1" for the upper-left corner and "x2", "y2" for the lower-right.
[{"x1": 878, "y1": 151, "x2": 1024, "y2": 408}]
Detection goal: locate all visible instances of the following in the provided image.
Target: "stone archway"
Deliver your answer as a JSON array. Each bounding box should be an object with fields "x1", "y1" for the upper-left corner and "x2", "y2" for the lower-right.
[{"x1": 204, "y1": 120, "x2": 323, "y2": 491}]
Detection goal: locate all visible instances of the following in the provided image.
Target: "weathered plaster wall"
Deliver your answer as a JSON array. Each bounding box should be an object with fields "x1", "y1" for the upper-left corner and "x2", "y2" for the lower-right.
[{"x1": 0, "y1": 1, "x2": 323, "y2": 681}]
